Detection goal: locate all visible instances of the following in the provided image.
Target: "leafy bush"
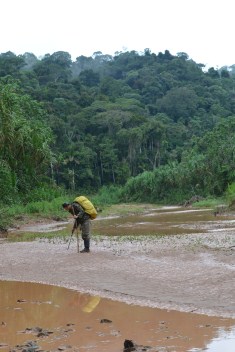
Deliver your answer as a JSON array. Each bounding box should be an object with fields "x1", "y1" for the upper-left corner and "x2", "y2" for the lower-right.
[
  {"x1": 22, "y1": 183, "x2": 66, "y2": 203},
  {"x1": 0, "y1": 207, "x2": 11, "y2": 231},
  {"x1": 0, "y1": 160, "x2": 17, "y2": 204},
  {"x1": 23, "y1": 196, "x2": 69, "y2": 215},
  {"x1": 4, "y1": 196, "x2": 69, "y2": 220},
  {"x1": 92, "y1": 185, "x2": 123, "y2": 206},
  {"x1": 225, "y1": 182, "x2": 235, "y2": 208}
]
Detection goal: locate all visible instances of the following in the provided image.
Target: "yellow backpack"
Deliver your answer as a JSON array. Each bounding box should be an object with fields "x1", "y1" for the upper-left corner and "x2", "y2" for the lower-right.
[{"x1": 74, "y1": 196, "x2": 97, "y2": 220}]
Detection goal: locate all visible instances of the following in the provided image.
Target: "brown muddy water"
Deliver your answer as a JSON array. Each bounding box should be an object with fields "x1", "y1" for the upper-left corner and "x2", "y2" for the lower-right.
[
  {"x1": 92, "y1": 206, "x2": 218, "y2": 236},
  {"x1": 92, "y1": 205, "x2": 235, "y2": 240},
  {"x1": 19, "y1": 205, "x2": 235, "y2": 237},
  {"x1": 0, "y1": 281, "x2": 235, "y2": 352}
]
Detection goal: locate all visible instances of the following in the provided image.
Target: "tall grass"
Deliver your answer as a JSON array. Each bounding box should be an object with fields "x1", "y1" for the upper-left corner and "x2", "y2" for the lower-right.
[
  {"x1": 92, "y1": 185, "x2": 123, "y2": 206},
  {"x1": 0, "y1": 184, "x2": 68, "y2": 230},
  {"x1": 0, "y1": 185, "x2": 125, "y2": 231},
  {"x1": 22, "y1": 182, "x2": 67, "y2": 203},
  {"x1": 7, "y1": 196, "x2": 67, "y2": 217},
  {"x1": 225, "y1": 182, "x2": 235, "y2": 208}
]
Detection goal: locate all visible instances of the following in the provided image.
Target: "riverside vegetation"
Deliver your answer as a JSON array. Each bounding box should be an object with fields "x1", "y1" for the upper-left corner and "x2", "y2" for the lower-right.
[
  {"x1": 1, "y1": 49, "x2": 235, "y2": 231},
  {"x1": 0, "y1": 186, "x2": 232, "y2": 242}
]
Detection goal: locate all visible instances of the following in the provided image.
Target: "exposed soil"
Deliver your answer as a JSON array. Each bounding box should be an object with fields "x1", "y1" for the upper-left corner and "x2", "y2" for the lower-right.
[{"x1": 0, "y1": 206, "x2": 235, "y2": 320}]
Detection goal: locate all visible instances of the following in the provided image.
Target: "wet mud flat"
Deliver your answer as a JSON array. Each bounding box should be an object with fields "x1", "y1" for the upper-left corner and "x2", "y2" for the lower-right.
[
  {"x1": 0, "y1": 281, "x2": 235, "y2": 352},
  {"x1": 1, "y1": 205, "x2": 235, "y2": 351}
]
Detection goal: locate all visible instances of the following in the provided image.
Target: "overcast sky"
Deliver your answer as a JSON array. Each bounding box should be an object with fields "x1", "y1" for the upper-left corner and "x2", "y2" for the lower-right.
[{"x1": 1, "y1": 0, "x2": 234, "y2": 68}]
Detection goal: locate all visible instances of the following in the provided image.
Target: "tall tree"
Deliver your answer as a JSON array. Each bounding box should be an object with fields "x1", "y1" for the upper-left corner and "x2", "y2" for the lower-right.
[
  {"x1": 0, "y1": 51, "x2": 25, "y2": 77},
  {"x1": 33, "y1": 51, "x2": 72, "y2": 85},
  {"x1": 0, "y1": 81, "x2": 52, "y2": 195}
]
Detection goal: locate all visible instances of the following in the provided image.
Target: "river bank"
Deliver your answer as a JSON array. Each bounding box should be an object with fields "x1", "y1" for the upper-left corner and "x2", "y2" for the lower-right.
[{"x1": 1, "y1": 205, "x2": 235, "y2": 319}]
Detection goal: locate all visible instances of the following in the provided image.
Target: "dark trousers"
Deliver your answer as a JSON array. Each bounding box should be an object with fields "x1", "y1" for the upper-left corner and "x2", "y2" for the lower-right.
[{"x1": 81, "y1": 219, "x2": 90, "y2": 249}]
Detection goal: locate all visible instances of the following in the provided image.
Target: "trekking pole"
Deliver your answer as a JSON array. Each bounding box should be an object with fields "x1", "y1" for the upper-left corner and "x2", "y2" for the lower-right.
[
  {"x1": 67, "y1": 232, "x2": 73, "y2": 250},
  {"x1": 67, "y1": 219, "x2": 76, "y2": 250},
  {"x1": 76, "y1": 228, "x2": 79, "y2": 253}
]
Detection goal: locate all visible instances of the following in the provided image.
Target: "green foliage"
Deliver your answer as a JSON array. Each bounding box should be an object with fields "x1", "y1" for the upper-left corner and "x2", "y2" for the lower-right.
[
  {"x1": 0, "y1": 49, "x2": 235, "y2": 207},
  {"x1": 0, "y1": 81, "x2": 53, "y2": 201},
  {"x1": 156, "y1": 87, "x2": 199, "y2": 122},
  {"x1": 24, "y1": 200, "x2": 59, "y2": 214},
  {"x1": 6, "y1": 196, "x2": 67, "y2": 218},
  {"x1": 21, "y1": 183, "x2": 66, "y2": 203},
  {"x1": 0, "y1": 185, "x2": 67, "y2": 231},
  {"x1": 33, "y1": 51, "x2": 72, "y2": 85},
  {"x1": 0, "y1": 51, "x2": 25, "y2": 77},
  {"x1": 225, "y1": 182, "x2": 235, "y2": 208},
  {"x1": 0, "y1": 160, "x2": 17, "y2": 203},
  {"x1": 92, "y1": 185, "x2": 123, "y2": 205},
  {"x1": 193, "y1": 198, "x2": 225, "y2": 208},
  {"x1": 122, "y1": 115, "x2": 235, "y2": 203}
]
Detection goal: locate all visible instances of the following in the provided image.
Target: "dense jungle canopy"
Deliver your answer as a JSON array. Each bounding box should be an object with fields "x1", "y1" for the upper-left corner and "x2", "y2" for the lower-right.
[{"x1": 1, "y1": 49, "x2": 235, "y2": 204}]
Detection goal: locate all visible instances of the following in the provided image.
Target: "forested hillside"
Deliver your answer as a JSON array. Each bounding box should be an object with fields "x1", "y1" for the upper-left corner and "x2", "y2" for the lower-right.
[{"x1": 1, "y1": 49, "x2": 235, "y2": 204}]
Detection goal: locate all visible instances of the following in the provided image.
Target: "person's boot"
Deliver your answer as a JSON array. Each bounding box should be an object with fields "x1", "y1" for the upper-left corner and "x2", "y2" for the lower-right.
[{"x1": 80, "y1": 239, "x2": 90, "y2": 253}]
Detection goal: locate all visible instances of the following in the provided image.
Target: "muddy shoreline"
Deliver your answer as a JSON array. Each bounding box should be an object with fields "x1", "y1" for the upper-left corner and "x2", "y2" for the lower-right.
[{"x1": 1, "y1": 217, "x2": 235, "y2": 319}]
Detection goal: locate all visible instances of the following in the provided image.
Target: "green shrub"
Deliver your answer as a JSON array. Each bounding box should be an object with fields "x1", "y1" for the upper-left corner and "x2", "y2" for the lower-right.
[
  {"x1": 225, "y1": 182, "x2": 235, "y2": 208},
  {"x1": 92, "y1": 185, "x2": 123, "y2": 206},
  {"x1": 0, "y1": 160, "x2": 17, "y2": 204},
  {"x1": 22, "y1": 183, "x2": 66, "y2": 203}
]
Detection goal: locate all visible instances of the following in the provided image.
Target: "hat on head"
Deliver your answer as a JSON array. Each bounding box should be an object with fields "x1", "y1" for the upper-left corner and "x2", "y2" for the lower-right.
[{"x1": 62, "y1": 202, "x2": 70, "y2": 208}]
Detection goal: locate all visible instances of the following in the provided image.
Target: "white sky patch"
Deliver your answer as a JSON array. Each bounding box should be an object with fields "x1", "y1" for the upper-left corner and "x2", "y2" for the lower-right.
[{"x1": 1, "y1": 0, "x2": 234, "y2": 68}]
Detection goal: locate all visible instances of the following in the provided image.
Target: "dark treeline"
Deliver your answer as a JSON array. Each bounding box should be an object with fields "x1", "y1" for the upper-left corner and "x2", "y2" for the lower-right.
[{"x1": 1, "y1": 49, "x2": 235, "y2": 204}]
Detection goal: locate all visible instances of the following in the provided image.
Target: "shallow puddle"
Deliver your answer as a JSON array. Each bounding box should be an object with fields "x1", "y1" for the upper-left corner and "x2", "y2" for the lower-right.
[
  {"x1": 0, "y1": 281, "x2": 234, "y2": 352},
  {"x1": 92, "y1": 206, "x2": 235, "y2": 236},
  {"x1": 9, "y1": 205, "x2": 235, "y2": 236},
  {"x1": 12, "y1": 206, "x2": 235, "y2": 238}
]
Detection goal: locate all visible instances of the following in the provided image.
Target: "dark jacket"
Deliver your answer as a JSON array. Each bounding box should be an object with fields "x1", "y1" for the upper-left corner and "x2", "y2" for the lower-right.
[{"x1": 69, "y1": 202, "x2": 90, "y2": 232}]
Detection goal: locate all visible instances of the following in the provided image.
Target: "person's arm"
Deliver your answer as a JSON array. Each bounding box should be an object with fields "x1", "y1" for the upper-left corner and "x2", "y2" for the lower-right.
[
  {"x1": 69, "y1": 203, "x2": 84, "y2": 233},
  {"x1": 72, "y1": 218, "x2": 80, "y2": 233},
  {"x1": 71, "y1": 202, "x2": 85, "y2": 219}
]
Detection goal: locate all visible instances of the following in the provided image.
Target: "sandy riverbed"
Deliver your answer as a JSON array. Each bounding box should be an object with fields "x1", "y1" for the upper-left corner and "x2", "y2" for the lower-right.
[{"x1": 0, "y1": 207, "x2": 234, "y2": 320}]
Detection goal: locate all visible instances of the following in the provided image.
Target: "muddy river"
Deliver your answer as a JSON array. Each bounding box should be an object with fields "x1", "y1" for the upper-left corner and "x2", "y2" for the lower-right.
[
  {"x1": 20, "y1": 205, "x2": 235, "y2": 236},
  {"x1": 0, "y1": 281, "x2": 234, "y2": 352},
  {"x1": 1, "y1": 205, "x2": 235, "y2": 351}
]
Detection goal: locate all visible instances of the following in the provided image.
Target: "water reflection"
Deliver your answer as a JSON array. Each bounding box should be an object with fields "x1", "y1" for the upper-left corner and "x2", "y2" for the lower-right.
[
  {"x1": 0, "y1": 281, "x2": 234, "y2": 351},
  {"x1": 202, "y1": 327, "x2": 235, "y2": 352}
]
